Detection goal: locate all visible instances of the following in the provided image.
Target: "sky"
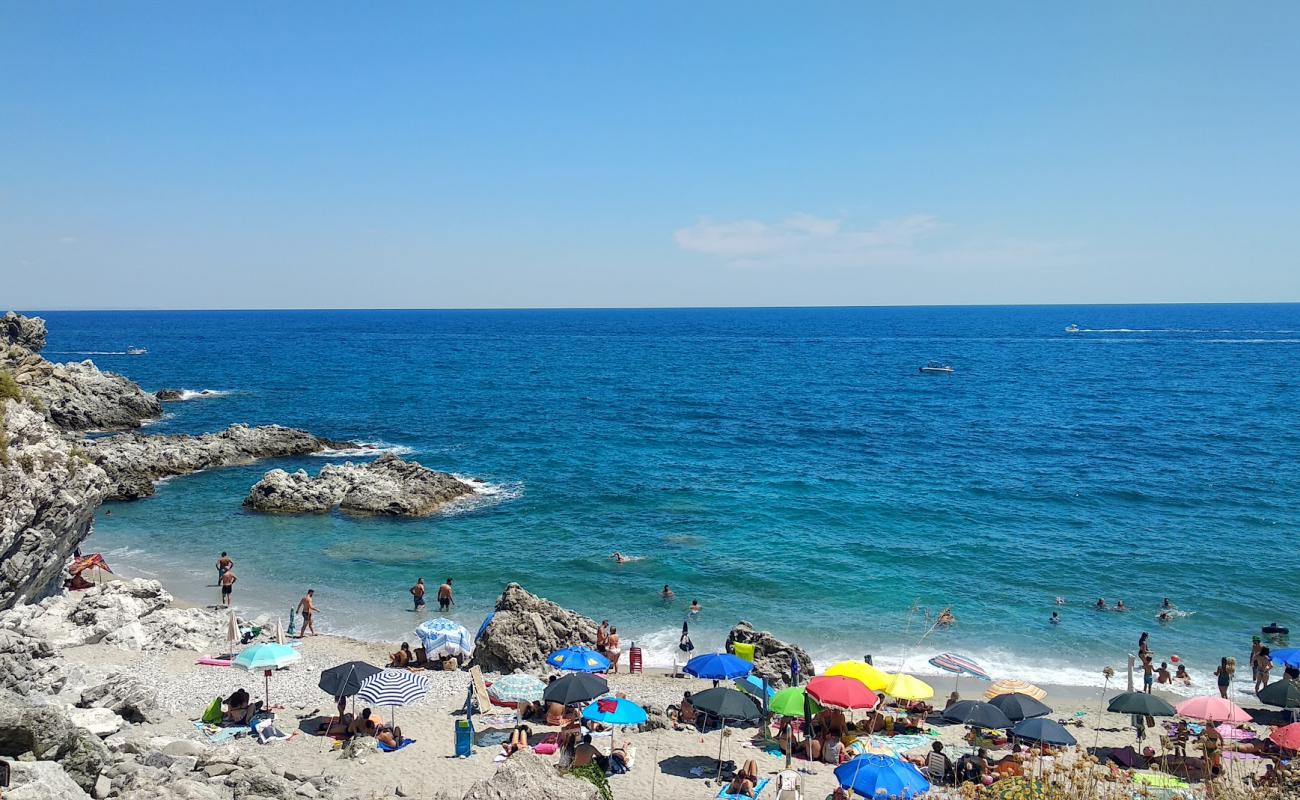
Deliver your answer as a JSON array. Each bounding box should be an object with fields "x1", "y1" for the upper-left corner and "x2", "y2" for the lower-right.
[{"x1": 2, "y1": 2, "x2": 1298, "y2": 309}]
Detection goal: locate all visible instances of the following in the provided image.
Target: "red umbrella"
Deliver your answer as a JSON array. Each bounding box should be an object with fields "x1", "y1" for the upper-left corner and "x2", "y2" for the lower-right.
[
  {"x1": 807, "y1": 676, "x2": 879, "y2": 711},
  {"x1": 1269, "y1": 723, "x2": 1300, "y2": 751}
]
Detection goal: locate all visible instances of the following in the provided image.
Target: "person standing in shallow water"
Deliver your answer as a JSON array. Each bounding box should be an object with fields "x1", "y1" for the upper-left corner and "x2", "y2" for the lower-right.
[
  {"x1": 410, "y1": 578, "x2": 426, "y2": 612},
  {"x1": 437, "y1": 578, "x2": 454, "y2": 612},
  {"x1": 605, "y1": 627, "x2": 621, "y2": 673},
  {"x1": 298, "y1": 589, "x2": 318, "y2": 636},
  {"x1": 219, "y1": 569, "x2": 237, "y2": 607},
  {"x1": 216, "y1": 552, "x2": 233, "y2": 584}
]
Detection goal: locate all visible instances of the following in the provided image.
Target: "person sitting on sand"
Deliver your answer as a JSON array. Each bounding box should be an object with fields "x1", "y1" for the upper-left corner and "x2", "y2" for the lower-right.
[
  {"x1": 222, "y1": 688, "x2": 250, "y2": 721},
  {"x1": 388, "y1": 642, "x2": 412, "y2": 668},
  {"x1": 944, "y1": 691, "x2": 960, "y2": 710},
  {"x1": 672, "y1": 691, "x2": 696, "y2": 728},
  {"x1": 572, "y1": 733, "x2": 602, "y2": 768},
  {"x1": 726, "y1": 760, "x2": 760, "y2": 797}
]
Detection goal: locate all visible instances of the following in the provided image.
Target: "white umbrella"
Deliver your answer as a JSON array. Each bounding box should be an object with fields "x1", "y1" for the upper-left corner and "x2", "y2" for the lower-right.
[
  {"x1": 225, "y1": 610, "x2": 240, "y2": 656},
  {"x1": 357, "y1": 670, "x2": 431, "y2": 728},
  {"x1": 275, "y1": 617, "x2": 285, "y2": 646}
]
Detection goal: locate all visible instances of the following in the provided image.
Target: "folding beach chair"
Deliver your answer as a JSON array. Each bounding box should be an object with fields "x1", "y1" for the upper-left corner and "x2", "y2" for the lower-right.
[{"x1": 774, "y1": 769, "x2": 802, "y2": 800}]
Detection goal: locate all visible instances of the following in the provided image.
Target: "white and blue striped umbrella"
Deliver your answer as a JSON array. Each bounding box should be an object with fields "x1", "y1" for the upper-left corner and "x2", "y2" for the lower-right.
[
  {"x1": 490, "y1": 673, "x2": 546, "y2": 703},
  {"x1": 356, "y1": 669, "x2": 431, "y2": 708},
  {"x1": 415, "y1": 617, "x2": 474, "y2": 659}
]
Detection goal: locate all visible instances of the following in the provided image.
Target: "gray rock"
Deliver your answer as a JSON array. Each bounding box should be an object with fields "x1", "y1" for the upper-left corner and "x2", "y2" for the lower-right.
[
  {"x1": 168, "y1": 755, "x2": 199, "y2": 774},
  {"x1": 460, "y1": 752, "x2": 599, "y2": 800},
  {"x1": 243, "y1": 454, "x2": 475, "y2": 516},
  {"x1": 0, "y1": 630, "x2": 66, "y2": 696},
  {"x1": 65, "y1": 707, "x2": 122, "y2": 738},
  {"x1": 5, "y1": 759, "x2": 93, "y2": 800},
  {"x1": 726, "y1": 621, "x2": 815, "y2": 688},
  {"x1": 2, "y1": 312, "x2": 46, "y2": 352},
  {"x1": 474, "y1": 583, "x2": 599, "y2": 673},
  {"x1": 1, "y1": 579, "x2": 172, "y2": 647},
  {"x1": 0, "y1": 699, "x2": 108, "y2": 792},
  {"x1": 162, "y1": 739, "x2": 205, "y2": 759},
  {"x1": 80, "y1": 671, "x2": 161, "y2": 724},
  {"x1": 93, "y1": 773, "x2": 112, "y2": 799}
]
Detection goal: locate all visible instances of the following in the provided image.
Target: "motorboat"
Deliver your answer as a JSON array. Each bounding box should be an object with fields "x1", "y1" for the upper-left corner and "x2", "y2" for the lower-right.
[
  {"x1": 1064, "y1": 324, "x2": 1080, "y2": 333},
  {"x1": 126, "y1": 346, "x2": 147, "y2": 355},
  {"x1": 919, "y1": 362, "x2": 954, "y2": 375}
]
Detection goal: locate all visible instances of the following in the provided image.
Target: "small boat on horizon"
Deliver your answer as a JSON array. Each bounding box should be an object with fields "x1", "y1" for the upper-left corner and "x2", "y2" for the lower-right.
[
  {"x1": 126, "y1": 346, "x2": 147, "y2": 355},
  {"x1": 919, "y1": 362, "x2": 954, "y2": 375},
  {"x1": 1065, "y1": 324, "x2": 1080, "y2": 333}
]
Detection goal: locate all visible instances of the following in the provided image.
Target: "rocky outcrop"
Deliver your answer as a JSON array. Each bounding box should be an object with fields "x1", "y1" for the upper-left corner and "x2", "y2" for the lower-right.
[
  {"x1": 0, "y1": 698, "x2": 109, "y2": 792},
  {"x1": 0, "y1": 401, "x2": 110, "y2": 610},
  {"x1": 3, "y1": 759, "x2": 93, "y2": 799},
  {"x1": 726, "y1": 621, "x2": 815, "y2": 688},
  {"x1": 243, "y1": 454, "x2": 475, "y2": 516},
  {"x1": 154, "y1": 388, "x2": 185, "y2": 401},
  {"x1": 2, "y1": 311, "x2": 46, "y2": 352},
  {"x1": 475, "y1": 583, "x2": 599, "y2": 672},
  {"x1": 457, "y1": 752, "x2": 600, "y2": 800},
  {"x1": 83, "y1": 423, "x2": 338, "y2": 500},
  {"x1": 0, "y1": 630, "x2": 67, "y2": 697}
]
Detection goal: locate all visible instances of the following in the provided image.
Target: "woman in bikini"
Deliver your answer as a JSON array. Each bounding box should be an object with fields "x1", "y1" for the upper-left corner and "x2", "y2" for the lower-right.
[
  {"x1": 605, "y1": 627, "x2": 621, "y2": 673},
  {"x1": 726, "y1": 760, "x2": 760, "y2": 797}
]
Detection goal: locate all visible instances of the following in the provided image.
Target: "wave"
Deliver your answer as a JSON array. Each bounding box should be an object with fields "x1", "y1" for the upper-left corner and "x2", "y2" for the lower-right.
[
  {"x1": 139, "y1": 412, "x2": 176, "y2": 427},
  {"x1": 47, "y1": 350, "x2": 129, "y2": 355},
  {"x1": 168, "y1": 389, "x2": 231, "y2": 401},
  {"x1": 438, "y1": 475, "x2": 524, "y2": 515},
  {"x1": 312, "y1": 441, "x2": 415, "y2": 457}
]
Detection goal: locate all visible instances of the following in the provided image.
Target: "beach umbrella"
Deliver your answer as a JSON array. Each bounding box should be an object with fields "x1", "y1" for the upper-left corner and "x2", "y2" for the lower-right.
[
  {"x1": 807, "y1": 676, "x2": 879, "y2": 711},
  {"x1": 770, "y1": 686, "x2": 820, "y2": 718},
  {"x1": 734, "y1": 675, "x2": 775, "y2": 704},
  {"x1": 835, "y1": 754, "x2": 930, "y2": 799},
  {"x1": 1268, "y1": 722, "x2": 1300, "y2": 751},
  {"x1": 942, "y1": 700, "x2": 1013, "y2": 730},
  {"x1": 684, "y1": 653, "x2": 752, "y2": 681},
  {"x1": 224, "y1": 610, "x2": 240, "y2": 655},
  {"x1": 232, "y1": 643, "x2": 301, "y2": 708},
  {"x1": 825, "y1": 660, "x2": 892, "y2": 692},
  {"x1": 318, "y1": 661, "x2": 382, "y2": 698},
  {"x1": 545, "y1": 646, "x2": 610, "y2": 673},
  {"x1": 582, "y1": 697, "x2": 647, "y2": 727},
  {"x1": 885, "y1": 673, "x2": 934, "y2": 701},
  {"x1": 1175, "y1": 696, "x2": 1251, "y2": 723},
  {"x1": 1257, "y1": 679, "x2": 1300, "y2": 709},
  {"x1": 1107, "y1": 691, "x2": 1176, "y2": 717},
  {"x1": 988, "y1": 693, "x2": 1052, "y2": 722},
  {"x1": 490, "y1": 674, "x2": 546, "y2": 704},
  {"x1": 929, "y1": 652, "x2": 991, "y2": 695},
  {"x1": 689, "y1": 688, "x2": 761, "y2": 779},
  {"x1": 1011, "y1": 717, "x2": 1077, "y2": 746},
  {"x1": 356, "y1": 669, "x2": 431, "y2": 728},
  {"x1": 543, "y1": 673, "x2": 609, "y2": 706},
  {"x1": 274, "y1": 617, "x2": 286, "y2": 646},
  {"x1": 985, "y1": 679, "x2": 1045, "y2": 701},
  {"x1": 1270, "y1": 649, "x2": 1300, "y2": 670},
  {"x1": 415, "y1": 617, "x2": 473, "y2": 660}
]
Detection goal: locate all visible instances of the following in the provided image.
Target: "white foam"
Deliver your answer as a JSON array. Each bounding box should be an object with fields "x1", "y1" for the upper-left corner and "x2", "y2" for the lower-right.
[
  {"x1": 438, "y1": 476, "x2": 524, "y2": 515},
  {"x1": 312, "y1": 441, "x2": 415, "y2": 457},
  {"x1": 171, "y1": 389, "x2": 231, "y2": 401},
  {"x1": 139, "y1": 412, "x2": 176, "y2": 427},
  {"x1": 48, "y1": 350, "x2": 129, "y2": 355}
]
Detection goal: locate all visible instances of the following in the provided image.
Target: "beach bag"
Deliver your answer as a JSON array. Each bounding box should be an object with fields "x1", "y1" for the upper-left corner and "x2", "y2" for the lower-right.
[{"x1": 201, "y1": 697, "x2": 222, "y2": 725}]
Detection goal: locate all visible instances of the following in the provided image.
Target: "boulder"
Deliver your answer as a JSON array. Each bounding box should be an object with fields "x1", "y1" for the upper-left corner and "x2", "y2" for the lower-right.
[
  {"x1": 2, "y1": 312, "x2": 46, "y2": 353},
  {"x1": 460, "y1": 752, "x2": 599, "y2": 800},
  {"x1": 725, "y1": 621, "x2": 815, "y2": 688},
  {"x1": 1, "y1": 579, "x2": 172, "y2": 647},
  {"x1": 4, "y1": 759, "x2": 93, "y2": 800},
  {"x1": 474, "y1": 584, "x2": 599, "y2": 673},
  {"x1": 65, "y1": 707, "x2": 122, "y2": 738},
  {"x1": 154, "y1": 389, "x2": 184, "y2": 401},
  {"x1": 0, "y1": 699, "x2": 108, "y2": 792},
  {"x1": 243, "y1": 454, "x2": 475, "y2": 516},
  {"x1": 80, "y1": 671, "x2": 161, "y2": 724},
  {"x1": 0, "y1": 630, "x2": 66, "y2": 697},
  {"x1": 102, "y1": 606, "x2": 225, "y2": 652}
]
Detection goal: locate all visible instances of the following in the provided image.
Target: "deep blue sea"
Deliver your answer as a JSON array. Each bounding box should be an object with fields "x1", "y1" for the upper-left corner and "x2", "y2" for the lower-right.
[{"x1": 29, "y1": 305, "x2": 1300, "y2": 690}]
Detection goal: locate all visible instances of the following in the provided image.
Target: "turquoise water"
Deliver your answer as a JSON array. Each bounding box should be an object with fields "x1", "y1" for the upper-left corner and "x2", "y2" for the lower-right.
[{"x1": 32, "y1": 306, "x2": 1300, "y2": 688}]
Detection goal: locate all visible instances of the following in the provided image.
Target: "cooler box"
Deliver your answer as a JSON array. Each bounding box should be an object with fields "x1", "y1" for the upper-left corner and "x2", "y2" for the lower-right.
[{"x1": 455, "y1": 719, "x2": 472, "y2": 757}]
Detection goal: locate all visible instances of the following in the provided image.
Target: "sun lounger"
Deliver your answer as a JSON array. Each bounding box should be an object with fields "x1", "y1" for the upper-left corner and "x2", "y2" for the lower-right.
[{"x1": 717, "y1": 778, "x2": 769, "y2": 799}]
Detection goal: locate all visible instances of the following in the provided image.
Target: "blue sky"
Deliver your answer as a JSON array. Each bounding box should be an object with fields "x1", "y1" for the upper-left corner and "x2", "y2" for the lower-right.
[{"x1": 3, "y1": 2, "x2": 1298, "y2": 309}]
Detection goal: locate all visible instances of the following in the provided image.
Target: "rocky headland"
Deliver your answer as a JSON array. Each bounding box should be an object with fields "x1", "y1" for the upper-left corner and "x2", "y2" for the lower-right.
[{"x1": 243, "y1": 454, "x2": 475, "y2": 516}]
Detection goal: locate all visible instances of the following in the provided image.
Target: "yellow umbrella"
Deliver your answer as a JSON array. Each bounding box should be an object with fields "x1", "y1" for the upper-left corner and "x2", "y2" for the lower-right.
[
  {"x1": 885, "y1": 673, "x2": 934, "y2": 701},
  {"x1": 825, "y1": 661, "x2": 892, "y2": 692},
  {"x1": 984, "y1": 679, "x2": 1046, "y2": 701}
]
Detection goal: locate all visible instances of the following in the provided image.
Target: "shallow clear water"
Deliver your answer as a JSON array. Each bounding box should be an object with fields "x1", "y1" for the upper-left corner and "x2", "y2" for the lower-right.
[{"x1": 32, "y1": 305, "x2": 1300, "y2": 687}]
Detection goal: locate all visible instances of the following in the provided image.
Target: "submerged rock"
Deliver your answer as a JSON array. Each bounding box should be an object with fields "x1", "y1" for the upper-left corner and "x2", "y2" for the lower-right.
[
  {"x1": 726, "y1": 621, "x2": 815, "y2": 688},
  {"x1": 243, "y1": 453, "x2": 475, "y2": 516},
  {"x1": 474, "y1": 583, "x2": 599, "y2": 673}
]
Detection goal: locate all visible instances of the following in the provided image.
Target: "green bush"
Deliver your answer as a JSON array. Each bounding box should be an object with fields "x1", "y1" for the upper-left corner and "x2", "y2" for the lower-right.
[
  {"x1": 0, "y1": 369, "x2": 19, "y2": 402},
  {"x1": 565, "y1": 764, "x2": 613, "y2": 800}
]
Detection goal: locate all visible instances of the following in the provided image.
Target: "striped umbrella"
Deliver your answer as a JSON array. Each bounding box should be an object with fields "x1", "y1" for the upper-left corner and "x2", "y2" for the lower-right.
[
  {"x1": 491, "y1": 674, "x2": 546, "y2": 704},
  {"x1": 357, "y1": 669, "x2": 431, "y2": 727},
  {"x1": 415, "y1": 618, "x2": 474, "y2": 660},
  {"x1": 985, "y1": 679, "x2": 1046, "y2": 701},
  {"x1": 929, "y1": 652, "x2": 990, "y2": 697}
]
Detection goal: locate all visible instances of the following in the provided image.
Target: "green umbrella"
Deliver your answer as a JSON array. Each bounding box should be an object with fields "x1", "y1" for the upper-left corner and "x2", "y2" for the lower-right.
[
  {"x1": 770, "y1": 686, "x2": 821, "y2": 717},
  {"x1": 1106, "y1": 691, "x2": 1176, "y2": 717}
]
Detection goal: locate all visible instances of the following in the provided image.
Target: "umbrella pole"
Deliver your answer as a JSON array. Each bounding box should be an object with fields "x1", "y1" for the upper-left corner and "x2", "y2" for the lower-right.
[{"x1": 717, "y1": 722, "x2": 726, "y2": 781}]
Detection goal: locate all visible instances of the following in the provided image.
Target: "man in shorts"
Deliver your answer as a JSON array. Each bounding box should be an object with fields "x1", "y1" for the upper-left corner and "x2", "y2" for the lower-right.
[
  {"x1": 216, "y1": 551, "x2": 233, "y2": 583},
  {"x1": 297, "y1": 589, "x2": 318, "y2": 636},
  {"x1": 437, "y1": 578, "x2": 453, "y2": 612},
  {"x1": 219, "y1": 569, "x2": 237, "y2": 607},
  {"x1": 410, "y1": 578, "x2": 426, "y2": 611}
]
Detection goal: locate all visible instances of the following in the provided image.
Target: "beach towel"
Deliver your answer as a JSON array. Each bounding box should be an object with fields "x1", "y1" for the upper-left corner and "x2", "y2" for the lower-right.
[
  {"x1": 191, "y1": 721, "x2": 243, "y2": 744},
  {"x1": 200, "y1": 698, "x2": 222, "y2": 725},
  {"x1": 732, "y1": 643, "x2": 756, "y2": 663},
  {"x1": 196, "y1": 657, "x2": 232, "y2": 667},
  {"x1": 377, "y1": 738, "x2": 415, "y2": 752},
  {"x1": 717, "y1": 778, "x2": 769, "y2": 799}
]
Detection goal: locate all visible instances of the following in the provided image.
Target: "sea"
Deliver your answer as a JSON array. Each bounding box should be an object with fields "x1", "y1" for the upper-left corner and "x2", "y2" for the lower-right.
[{"x1": 28, "y1": 305, "x2": 1300, "y2": 692}]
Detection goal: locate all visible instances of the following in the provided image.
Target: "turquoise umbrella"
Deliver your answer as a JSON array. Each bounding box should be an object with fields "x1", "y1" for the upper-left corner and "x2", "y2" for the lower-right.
[
  {"x1": 582, "y1": 697, "x2": 648, "y2": 726},
  {"x1": 233, "y1": 643, "x2": 301, "y2": 707}
]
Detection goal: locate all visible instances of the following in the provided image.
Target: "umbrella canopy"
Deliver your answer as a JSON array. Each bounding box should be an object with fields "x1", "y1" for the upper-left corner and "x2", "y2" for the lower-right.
[
  {"x1": 543, "y1": 673, "x2": 609, "y2": 707},
  {"x1": 415, "y1": 618, "x2": 473, "y2": 659},
  {"x1": 357, "y1": 669, "x2": 431, "y2": 707},
  {"x1": 1258, "y1": 679, "x2": 1300, "y2": 709},
  {"x1": 684, "y1": 653, "x2": 753, "y2": 681},
  {"x1": 225, "y1": 611, "x2": 240, "y2": 652},
  {"x1": 734, "y1": 675, "x2": 776, "y2": 703},
  {"x1": 490, "y1": 674, "x2": 546, "y2": 703},
  {"x1": 1011, "y1": 717, "x2": 1077, "y2": 746},
  {"x1": 318, "y1": 661, "x2": 382, "y2": 698},
  {"x1": 885, "y1": 673, "x2": 934, "y2": 701},
  {"x1": 770, "y1": 686, "x2": 821, "y2": 718},
  {"x1": 689, "y1": 687, "x2": 761, "y2": 723},
  {"x1": 233, "y1": 643, "x2": 301, "y2": 671},
  {"x1": 1269, "y1": 722, "x2": 1300, "y2": 751},
  {"x1": 1175, "y1": 696, "x2": 1251, "y2": 723},
  {"x1": 835, "y1": 754, "x2": 931, "y2": 799},
  {"x1": 274, "y1": 618, "x2": 286, "y2": 646},
  {"x1": 545, "y1": 646, "x2": 610, "y2": 673},
  {"x1": 807, "y1": 676, "x2": 880, "y2": 711},
  {"x1": 942, "y1": 700, "x2": 1013, "y2": 730},
  {"x1": 582, "y1": 697, "x2": 647, "y2": 726},
  {"x1": 928, "y1": 653, "x2": 991, "y2": 681},
  {"x1": 985, "y1": 679, "x2": 1045, "y2": 701},
  {"x1": 1270, "y1": 649, "x2": 1300, "y2": 670},
  {"x1": 1107, "y1": 691, "x2": 1177, "y2": 717},
  {"x1": 988, "y1": 692, "x2": 1052, "y2": 722},
  {"x1": 825, "y1": 661, "x2": 892, "y2": 692}
]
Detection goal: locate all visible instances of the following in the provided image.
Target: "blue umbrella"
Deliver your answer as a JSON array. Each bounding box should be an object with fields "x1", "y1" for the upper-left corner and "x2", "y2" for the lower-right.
[
  {"x1": 232, "y1": 643, "x2": 301, "y2": 708},
  {"x1": 684, "y1": 653, "x2": 752, "y2": 681},
  {"x1": 546, "y1": 646, "x2": 611, "y2": 672},
  {"x1": 835, "y1": 754, "x2": 931, "y2": 798},
  {"x1": 1272, "y1": 649, "x2": 1300, "y2": 670},
  {"x1": 582, "y1": 697, "x2": 648, "y2": 726},
  {"x1": 1011, "y1": 717, "x2": 1077, "y2": 746},
  {"x1": 734, "y1": 675, "x2": 776, "y2": 703}
]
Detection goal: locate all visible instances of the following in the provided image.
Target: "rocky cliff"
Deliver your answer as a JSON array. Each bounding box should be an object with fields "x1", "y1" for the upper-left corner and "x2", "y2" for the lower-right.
[
  {"x1": 243, "y1": 453, "x2": 475, "y2": 516},
  {"x1": 726, "y1": 620, "x2": 815, "y2": 688}
]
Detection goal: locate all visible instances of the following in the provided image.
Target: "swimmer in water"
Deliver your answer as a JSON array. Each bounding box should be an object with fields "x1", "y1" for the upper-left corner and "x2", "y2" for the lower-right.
[
  {"x1": 1158, "y1": 610, "x2": 1173, "y2": 623},
  {"x1": 1116, "y1": 600, "x2": 1127, "y2": 612},
  {"x1": 1095, "y1": 598, "x2": 1107, "y2": 610},
  {"x1": 936, "y1": 608, "x2": 955, "y2": 626},
  {"x1": 660, "y1": 584, "x2": 674, "y2": 600},
  {"x1": 1161, "y1": 598, "x2": 1174, "y2": 610},
  {"x1": 1049, "y1": 611, "x2": 1060, "y2": 625},
  {"x1": 611, "y1": 552, "x2": 629, "y2": 564},
  {"x1": 1055, "y1": 596, "x2": 1065, "y2": 605}
]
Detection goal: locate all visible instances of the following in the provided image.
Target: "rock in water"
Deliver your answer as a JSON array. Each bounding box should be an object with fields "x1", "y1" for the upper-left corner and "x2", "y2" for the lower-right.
[
  {"x1": 82, "y1": 423, "x2": 335, "y2": 500},
  {"x1": 243, "y1": 453, "x2": 475, "y2": 516},
  {"x1": 0, "y1": 401, "x2": 110, "y2": 610},
  {"x1": 726, "y1": 621, "x2": 815, "y2": 688},
  {"x1": 460, "y1": 752, "x2": 600, "y2": 800},
  {"x1": 474, "y1": 583, "x2": 599, "y2": 673},
  {"x1": 153, "y1": 388, "x2": 185, "y2": 401}
]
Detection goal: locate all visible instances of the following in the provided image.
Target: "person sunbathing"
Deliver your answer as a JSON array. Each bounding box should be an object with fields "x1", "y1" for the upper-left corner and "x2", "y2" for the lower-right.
[
  {"x1": 501, "y1": 724, "x2": 531, "y2": 757},
  {"x1": 726, "y1": 760, "x2": 760, "y2": 797},
  {"x1": 376, "y1": 724, "x2": 404, "y2": 749},
  {"x1": 347, "y1": 707, "x2": 379, "y2": 737},
  {"x1": 222, "y1": 688, "x2": 250, "y2": 721},
  {"x1": 388, "y1": 642, "x2": 412, "y2": 668}
]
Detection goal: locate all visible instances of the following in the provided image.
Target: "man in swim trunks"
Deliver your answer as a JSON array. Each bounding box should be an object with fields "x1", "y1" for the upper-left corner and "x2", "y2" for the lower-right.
[
  {"x1": 1142, "y1": 656, "x2": 1155, "y2": 693},
  {"x1": 410, "y1": 578, "x2": 426, "y2": 611},
  {"x1": 216, "y1": 551, "x2": 233, "y2": 583},
  {"x1": 297, "y1": 589, "x2": 317, "y2": 636},
  {"x1": 437, "y1": 578, "x2": 453, "y2": 612},
  {"x1": 219, "y1": 569, "x2": 237, "y2": 607}
]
